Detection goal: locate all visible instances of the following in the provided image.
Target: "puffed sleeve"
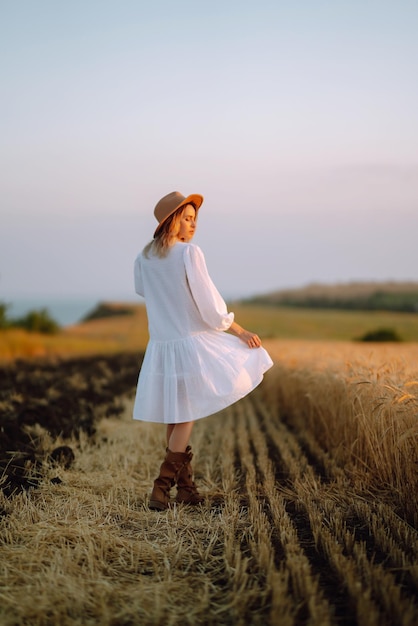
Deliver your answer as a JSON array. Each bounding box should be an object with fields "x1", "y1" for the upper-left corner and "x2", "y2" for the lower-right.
[
  {"x1": 183, "y1": 244, "x2": 234, "y2": 331},
  {"x1": 133, "y1": 254, "x2": 144, "y2": 296}
]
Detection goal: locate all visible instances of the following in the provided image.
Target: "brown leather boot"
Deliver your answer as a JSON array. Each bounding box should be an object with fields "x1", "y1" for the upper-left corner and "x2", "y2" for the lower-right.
[
  {"x1": 175, "y1": 446, "x2": 204, "y2": 505},
  {"x1": 149, "y1": 449, "x2": 188, "y2": 511}
]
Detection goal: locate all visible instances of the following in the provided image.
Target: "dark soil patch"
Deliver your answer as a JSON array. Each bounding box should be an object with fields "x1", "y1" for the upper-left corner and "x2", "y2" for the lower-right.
[{"x1": 0, "y1": 352, "x2": 143, "y2": 495}]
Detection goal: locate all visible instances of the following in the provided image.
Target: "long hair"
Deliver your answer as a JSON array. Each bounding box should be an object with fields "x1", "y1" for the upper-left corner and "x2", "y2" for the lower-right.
[{"x1": 143, "y1": 204, "x2": 197, "y2": 258}]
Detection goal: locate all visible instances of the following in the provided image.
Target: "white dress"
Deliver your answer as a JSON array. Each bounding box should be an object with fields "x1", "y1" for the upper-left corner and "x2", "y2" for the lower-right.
[{"x1": 133, "y1": 242, "x2": 273, "y2": 424}]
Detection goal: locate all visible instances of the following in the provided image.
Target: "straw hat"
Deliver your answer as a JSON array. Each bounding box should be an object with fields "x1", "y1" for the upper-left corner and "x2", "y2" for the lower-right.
[{"x1": 153, "y1": 191, "x2": 204, "y2": 238}]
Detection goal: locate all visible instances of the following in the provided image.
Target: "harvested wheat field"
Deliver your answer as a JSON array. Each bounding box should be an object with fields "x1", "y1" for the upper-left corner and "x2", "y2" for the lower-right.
[{"x1": 1, "y1": 340, "x2": 418, "y2": 626}]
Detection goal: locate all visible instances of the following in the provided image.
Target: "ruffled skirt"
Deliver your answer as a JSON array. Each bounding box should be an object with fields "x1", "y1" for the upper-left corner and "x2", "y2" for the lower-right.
[{"x1": 133, "y1": 330, "x2": 274, "y2": 423}]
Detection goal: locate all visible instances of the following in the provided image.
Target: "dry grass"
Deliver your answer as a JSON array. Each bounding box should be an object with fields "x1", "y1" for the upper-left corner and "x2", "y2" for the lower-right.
[
  {"x1": 262, "y1": 339, "x2": 418, "y2": 525},
  {"x1": 1, "y1": 339, "x2": 418, "y2": 625}
]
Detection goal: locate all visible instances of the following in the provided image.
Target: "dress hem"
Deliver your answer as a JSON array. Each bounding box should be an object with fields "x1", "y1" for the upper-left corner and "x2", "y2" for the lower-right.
[{"x1": 132, "y1": 367, "x2": 270, "y2": 424}]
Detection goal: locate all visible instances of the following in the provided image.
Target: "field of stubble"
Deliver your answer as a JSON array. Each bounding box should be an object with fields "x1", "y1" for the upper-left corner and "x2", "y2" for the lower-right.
[{"x1": 0, "y1": 340, "x2": 417, "y2": 626}]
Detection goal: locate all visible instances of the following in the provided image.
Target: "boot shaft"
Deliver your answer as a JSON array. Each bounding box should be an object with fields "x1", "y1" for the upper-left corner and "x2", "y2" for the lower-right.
[
  {"x1": 175, "y1": 446, "x2": 204, "y2": 505},
  {"x1": 149, "y1": 448, "x2": 190, "y2": 511}
]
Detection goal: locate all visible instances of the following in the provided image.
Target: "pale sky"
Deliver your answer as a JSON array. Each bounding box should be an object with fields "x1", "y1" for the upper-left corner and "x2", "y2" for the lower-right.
[{"x1": 1, "y1": 0, "x2": 417, "y2": 303}]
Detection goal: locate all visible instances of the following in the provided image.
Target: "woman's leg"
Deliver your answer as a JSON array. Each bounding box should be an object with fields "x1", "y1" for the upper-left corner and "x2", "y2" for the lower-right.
[
  {"x1": 150, "y1": 421, "x2": 202, "y2": 509},
  {"x1": 168, "y1": 422, "x2": 194, "y2": 452},
  {"x1": 166, "y1": 424, "x2": 175, "y2": 448},
  {"x1": 171, "y1": 422, "x2": 203, "y2": 504}
]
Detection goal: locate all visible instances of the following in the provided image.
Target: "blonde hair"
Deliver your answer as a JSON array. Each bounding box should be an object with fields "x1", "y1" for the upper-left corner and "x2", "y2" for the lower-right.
[{"x1": 143, "y1": 204, "x2": 197, "y2": 259}]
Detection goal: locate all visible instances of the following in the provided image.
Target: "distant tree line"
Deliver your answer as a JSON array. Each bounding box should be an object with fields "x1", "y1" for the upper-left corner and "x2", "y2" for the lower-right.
[
  {"x1": 0, "y1": 302, "x2": 60, "y2": 334},
  {"x1": 247, "y1": 291, "x2": 418, "y2": 313}
]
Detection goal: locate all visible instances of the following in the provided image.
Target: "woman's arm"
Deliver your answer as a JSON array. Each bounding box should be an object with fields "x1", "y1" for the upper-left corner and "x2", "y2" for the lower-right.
[
  {"x1": 184, "y1": 245, "x2": 234, "y2": 331},
  {"x1": 184, "y1": 245, "x2": 262, "y2": 346},
  {"x1": 228, "y1": 321, "x2": 262, "y2": 349}
]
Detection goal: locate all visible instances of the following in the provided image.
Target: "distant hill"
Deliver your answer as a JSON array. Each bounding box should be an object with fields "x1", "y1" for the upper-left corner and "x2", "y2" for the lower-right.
[
  {"x1": 244, "y1": 281, "x2": 418, "y2": 313},
  {"x1": 81, "y1": 302, "x2": 137, "y2": 322}
]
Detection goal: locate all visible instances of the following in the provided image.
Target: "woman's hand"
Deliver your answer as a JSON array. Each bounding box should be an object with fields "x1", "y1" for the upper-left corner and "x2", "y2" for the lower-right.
[
  {"x1": 240, "y1": 329, "x2": 262, "y2": 348},
  {"x1": 228, "y1": 321, "x2": 262, "y2": 348}
]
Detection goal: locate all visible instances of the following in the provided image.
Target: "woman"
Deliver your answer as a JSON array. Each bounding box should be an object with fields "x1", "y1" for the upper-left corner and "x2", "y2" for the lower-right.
[{"x1": 133, "y1": 191, "x2": 273, "y2": 510}]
